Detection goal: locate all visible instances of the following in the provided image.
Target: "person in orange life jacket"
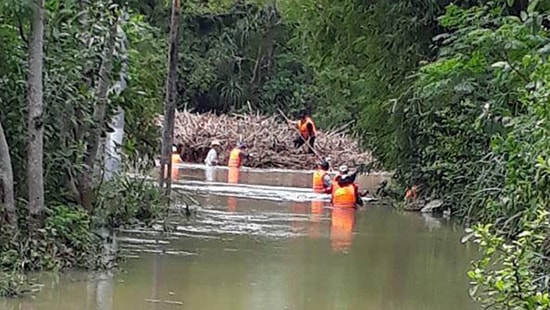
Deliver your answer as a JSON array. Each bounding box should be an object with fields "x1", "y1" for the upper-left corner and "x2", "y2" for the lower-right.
[
  {"x1": 331, "y1": 165, "x2": 365, "y2": 207},
  {"x1": 332, "y1": 173, "x2": 364, "y2": 208},
  {"x1": 171, "y1": 144, "x2": 183, "y2": 164},
  {"x1": 164, "y1": 145, "x2": 183, "y2": 179},
  {"x1": 312, "y1": 160, "x2": 332, "y2": 193},
  {"x1": 228, "y1": 141, "x2": 253, "y2": 168},
  {"x1": 291, "y1": 109, "x2": 316, "y2": 153},
  {"x1": 330, "y1": 165, "x2": 358, "y2": 194}
]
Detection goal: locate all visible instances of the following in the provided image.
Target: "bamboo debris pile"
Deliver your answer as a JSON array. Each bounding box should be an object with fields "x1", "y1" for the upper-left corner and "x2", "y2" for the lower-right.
[{"x1": 156, "y1": 111, "x2": 372, "y2": 169}]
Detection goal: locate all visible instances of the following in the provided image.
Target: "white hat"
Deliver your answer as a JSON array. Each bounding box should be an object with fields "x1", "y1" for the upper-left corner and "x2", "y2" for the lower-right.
[
  {"x1": 338, "y1": 165, "x2": 349, "y2": 174},
  {"x1": 211, "y1": 140, "x2": 221, "y2": 146},
  {"x1": 172, "y1": 145, "x2": 178, "y2": 152}
]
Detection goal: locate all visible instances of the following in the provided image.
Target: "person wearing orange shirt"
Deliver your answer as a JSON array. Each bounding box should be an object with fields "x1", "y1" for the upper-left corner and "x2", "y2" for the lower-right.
[
  {"x1": 228, "y1": 141, "x2": 253, "y2": 168},
  {"x1": 291, "y1": 109, "x2": 316, "y2": 153}
]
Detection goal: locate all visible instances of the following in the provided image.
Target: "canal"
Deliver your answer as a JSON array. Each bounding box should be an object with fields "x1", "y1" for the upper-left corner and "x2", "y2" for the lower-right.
[{"x1": 1, "y1": 165, "x2": 477, "y2": 310}]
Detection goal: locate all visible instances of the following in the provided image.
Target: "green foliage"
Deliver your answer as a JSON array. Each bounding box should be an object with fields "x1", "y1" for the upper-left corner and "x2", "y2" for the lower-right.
[
  {"x1": 93, "y1": 175, "x2": 169, "y2": 228},
  {"x1": 118, "y1": 11, "x2": 166, "y2": 165},
  {"x1": 394, "y1": 3, "x2": 549, "y2": 220},
  {"x1": 280, "y1": 0, "x2": 446, "y2": 144},
  {"x1": 0, "y1": 0, "x2": 166, "y2": 205},
  {"x1": 468, "y1": 210, "x2": 550, "y2": 309},
  {"x1": 0, "y1": 0, "x2": 171, "y2": 296},
  {"x1": 281, "y1": 1, "x2": 549, "y2": 307},
  {"x1": 0, "y1": 272, "x2": 24, "y2": 297},
  {"x1": 0, "y1": 205, "x2": 100, "y2": 296},
  {"x1": 177, "y1": 1, "x2": 313, "y2": 115},
  {"x1": 466, "y1": 31, "x2": 550, "y2": 306}
]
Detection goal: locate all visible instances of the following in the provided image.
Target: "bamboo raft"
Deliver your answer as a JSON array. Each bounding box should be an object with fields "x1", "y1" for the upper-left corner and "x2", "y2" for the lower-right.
[{"x1": 156, "y1": 111, "x2": 372, "y2": 170}]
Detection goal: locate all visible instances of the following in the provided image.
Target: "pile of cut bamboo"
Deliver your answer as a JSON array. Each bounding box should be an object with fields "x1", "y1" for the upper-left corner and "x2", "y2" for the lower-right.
[{"x1": 156, "y1": 111, "x2": 372, "y2": 170}]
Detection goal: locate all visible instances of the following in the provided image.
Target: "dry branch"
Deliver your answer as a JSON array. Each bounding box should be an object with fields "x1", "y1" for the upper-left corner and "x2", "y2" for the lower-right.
[{"x1": 156, "y1": 111, "x2": 372, "y2": 170}]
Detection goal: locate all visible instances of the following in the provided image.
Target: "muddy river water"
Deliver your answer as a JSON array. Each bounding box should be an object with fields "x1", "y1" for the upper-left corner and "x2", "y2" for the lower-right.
[{"x1": 1, "y1": 164, "x2": 478, "y2": 310}]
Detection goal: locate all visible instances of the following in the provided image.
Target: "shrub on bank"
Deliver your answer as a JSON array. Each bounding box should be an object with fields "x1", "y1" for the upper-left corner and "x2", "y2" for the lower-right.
[{"x1": 0, "y1": 175, "x2": 168, "y2": 297}]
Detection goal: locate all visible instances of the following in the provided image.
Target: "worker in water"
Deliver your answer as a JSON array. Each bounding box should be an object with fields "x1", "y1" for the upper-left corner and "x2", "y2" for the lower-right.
[
  {"x1": 205, "y1": 140, "x2": 221, "y2": 166},
  {"x1": 332, "y1": 174, "x2": 364, "y2": 208},
  {"x1": 331, "y1": 165, "x2": 358, "y2": 195},
  {"x1": 312, "y1": 159, "x2": 332, "y2": 193},
  {"x1": 171, "y1": 144, "x2": 183, "y2": 164},
  {"x1": 228, "y1": 141, "x2": 253, "y2": 168},
  {"x1": 291, "y1": 109, "x2": 316, "y2": 153},
  {"x1": 163, "y1": 145, "x2": 183, "y2": 180},
  {"x1": 331, "y1": 165, "x2": 365, "y2": 208}
]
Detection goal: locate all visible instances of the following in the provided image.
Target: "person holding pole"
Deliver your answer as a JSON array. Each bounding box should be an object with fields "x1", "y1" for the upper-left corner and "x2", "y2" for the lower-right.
[{"x1": 290, "y1": 109, "x2": 316, "y2": 153}]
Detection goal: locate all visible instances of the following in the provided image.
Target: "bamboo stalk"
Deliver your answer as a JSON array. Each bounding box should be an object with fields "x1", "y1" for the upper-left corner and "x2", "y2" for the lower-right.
[{"x1": 156, "y1": 111, "x2": 372, "y2": 170}]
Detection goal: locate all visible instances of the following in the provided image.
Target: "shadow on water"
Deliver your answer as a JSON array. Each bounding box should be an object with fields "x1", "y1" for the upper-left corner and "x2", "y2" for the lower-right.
[{"x1": 1, "y1": 165, "x2": 478, "y2": 310}]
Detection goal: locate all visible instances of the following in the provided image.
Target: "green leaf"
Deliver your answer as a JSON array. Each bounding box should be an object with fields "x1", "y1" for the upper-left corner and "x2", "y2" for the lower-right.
[{"x1": 527, "y1": 0, "x2": 541, "y2": 13}]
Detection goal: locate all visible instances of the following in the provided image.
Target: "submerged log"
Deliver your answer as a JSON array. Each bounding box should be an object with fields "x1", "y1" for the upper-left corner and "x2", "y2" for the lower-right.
[{"x1": 155, "y1": 111, "x2": 372, "y2": 170}]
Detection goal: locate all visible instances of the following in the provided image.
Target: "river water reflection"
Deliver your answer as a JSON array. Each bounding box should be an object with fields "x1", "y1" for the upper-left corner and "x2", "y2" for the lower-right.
[{"x1": 1, "y1": 165, "x2": 477, "y2": 310}]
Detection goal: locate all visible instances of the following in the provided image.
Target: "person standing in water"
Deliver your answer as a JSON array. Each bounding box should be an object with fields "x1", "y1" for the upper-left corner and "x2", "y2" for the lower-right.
[
  {"x1": 172, "y1": 144, "x2": 184, "y2": 163},
  {"x1": 204, "y1": 140, "x2": 221, "y2": 181},
  {"x1": 228, "y1": 141, "x2": 253, "y2": 168},
  {"x1": 331, "y1": 165, "x2": 365, "y2": 208},
  {"x1": 312, "y1": 159, "x2": 332, "y2": 193},
  {"x1": 205, "y1": 140, "x2": 221, "y2": 166}
]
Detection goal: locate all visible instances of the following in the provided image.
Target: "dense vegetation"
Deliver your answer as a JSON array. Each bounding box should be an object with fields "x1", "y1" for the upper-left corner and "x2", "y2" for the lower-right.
[
  {"x1": 0, "y1": 0, "x2": 168, "y2": 295},
  {"x1": 280, "y1": 0, "x2": 550, "y2": 307},
  {"x1": 1, "y1": 0, "x2": 549, "y2": 307}
]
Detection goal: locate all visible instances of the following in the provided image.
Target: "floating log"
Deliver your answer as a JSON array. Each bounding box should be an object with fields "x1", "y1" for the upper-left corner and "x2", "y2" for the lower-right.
[{"x1": 155, "y1": 111, "x2": 372, "y2": 170}]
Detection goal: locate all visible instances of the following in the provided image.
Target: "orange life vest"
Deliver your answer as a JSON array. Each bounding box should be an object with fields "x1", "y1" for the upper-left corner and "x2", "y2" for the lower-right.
[
  {"x1": 312, "y1": 169, "x2": 328, "y2": 193},
  {"x1": 228, "y1": 148, "x2": 242, "y2": 168},
  {"x1": 298, "y1": 117, "x2": 316, "y2": 139},
  {"x1": 171, "y1": 153, "x2": 182, "y2": 164},
  {"x1": 332, "y1": 184, "x2": 357, "y2": 208}
]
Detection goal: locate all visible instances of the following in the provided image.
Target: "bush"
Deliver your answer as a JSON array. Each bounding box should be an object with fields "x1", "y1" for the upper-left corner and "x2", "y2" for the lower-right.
[{"x1": 93, "y1": 175, "x2": 169, "y2": 228}]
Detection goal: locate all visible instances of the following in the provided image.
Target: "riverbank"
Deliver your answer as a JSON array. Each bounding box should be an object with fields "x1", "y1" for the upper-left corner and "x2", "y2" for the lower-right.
[{"x1": 0, "y1": 175, "x2": 169, "y2": 297}]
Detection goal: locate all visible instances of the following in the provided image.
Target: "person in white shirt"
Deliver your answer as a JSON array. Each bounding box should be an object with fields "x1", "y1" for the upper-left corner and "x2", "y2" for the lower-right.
[{"x1": 205, "y1": 140, "x2": 221, "y2": 166}]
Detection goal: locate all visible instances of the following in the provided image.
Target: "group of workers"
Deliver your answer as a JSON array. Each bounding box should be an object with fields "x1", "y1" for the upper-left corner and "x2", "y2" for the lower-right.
[{"x1": 167, "y1": 109, "x2": 365, "y2": 208}]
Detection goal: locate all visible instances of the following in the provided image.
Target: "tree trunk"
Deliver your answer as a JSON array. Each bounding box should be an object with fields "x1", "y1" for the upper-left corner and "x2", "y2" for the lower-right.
[
  {"x1": 26, "y1": 0, "x2": 45, "y2": 216},
  {"x1": 79, "y1": 16, "x2": 118, "y2": 210},
  {"x1": 159, "y1": 0, "x2": 182, "y2": 193},
  {"x1": 0, "y1": 121, "x2": 16, "y2": 224}
]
